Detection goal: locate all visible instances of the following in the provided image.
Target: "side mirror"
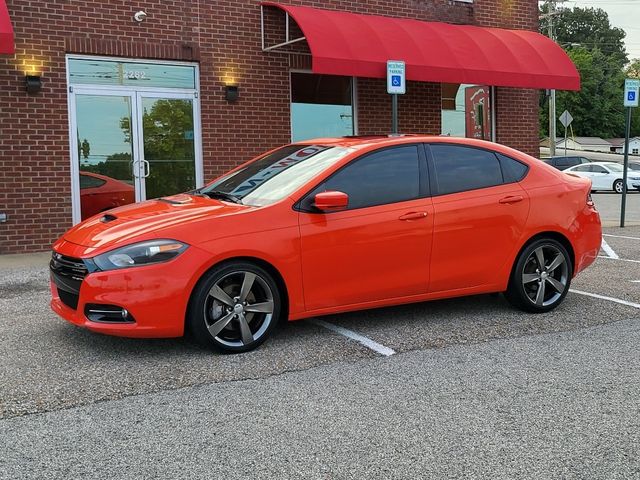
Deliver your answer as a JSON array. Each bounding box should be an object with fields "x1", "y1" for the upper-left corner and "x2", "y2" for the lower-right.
[{"x1": 314, "y1": 191, "x2": 349, "y2": 212}]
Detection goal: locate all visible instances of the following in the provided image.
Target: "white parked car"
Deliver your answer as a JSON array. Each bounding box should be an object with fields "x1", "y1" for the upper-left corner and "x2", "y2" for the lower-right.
[{"x1": 564, "y1": 162, "x2": 640, "y2": 193}]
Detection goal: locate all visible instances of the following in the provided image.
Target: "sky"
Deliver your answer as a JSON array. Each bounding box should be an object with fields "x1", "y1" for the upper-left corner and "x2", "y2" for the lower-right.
[{"x1": 560, "y1": 0, "x2": 640, "y2": 61}]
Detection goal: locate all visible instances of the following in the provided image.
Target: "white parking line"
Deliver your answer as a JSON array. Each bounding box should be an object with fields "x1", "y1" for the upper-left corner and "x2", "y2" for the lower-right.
[
  {"x1": 312, "y1": 319, "x2": 396, "y2": 357},
  {"x1": 597, "y1": 256, "x2": 640, "y2": 264},
  {"x1": 570, "y1": 289, "x2": 640, "y2": 309},
  {"x1": 603, "y1": 234, "x2": 640, "y2": 241},
  {"x1": 600, "y1": 238, "x2": 619, "y2": 259}
]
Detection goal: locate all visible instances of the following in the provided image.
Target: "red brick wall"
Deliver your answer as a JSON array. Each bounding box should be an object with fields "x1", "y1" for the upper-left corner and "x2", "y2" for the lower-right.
[{"x1": 0, "y1": 0, "x2": 539, "y2": 253}]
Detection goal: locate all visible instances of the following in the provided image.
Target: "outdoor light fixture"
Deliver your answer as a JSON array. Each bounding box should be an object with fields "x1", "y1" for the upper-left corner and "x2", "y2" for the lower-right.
[
  {"x1": 25, "y1": 75, "x2": 42, "y2": 94},
  {"x1": 225, "y1": 85, "x2": 239, "y2": 102}
]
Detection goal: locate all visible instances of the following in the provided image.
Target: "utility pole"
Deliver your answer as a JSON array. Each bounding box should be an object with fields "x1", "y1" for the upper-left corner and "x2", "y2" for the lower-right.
[
  {"x1": 547, "y1": 0, "x2": 557, "y2": 156},
  {"x1": 541, "y1": 0, "x2": 567, "y2": 156}
]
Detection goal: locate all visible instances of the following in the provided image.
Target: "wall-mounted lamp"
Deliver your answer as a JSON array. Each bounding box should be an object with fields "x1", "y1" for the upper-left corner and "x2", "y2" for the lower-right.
[
  {"x1": 25, "y1": 75, "x2": 42, "y2": 94},
  {"x1": 225, "y1": 85, "x2": 239, "y2": 102}
]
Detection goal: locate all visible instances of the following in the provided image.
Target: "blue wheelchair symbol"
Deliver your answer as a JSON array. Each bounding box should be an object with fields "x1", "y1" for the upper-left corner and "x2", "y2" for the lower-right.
[
  {"x1": 391, "y1": 75, "x2": 401, "y2": 87},
  {"x1": 628, "y1": 91, "x2": 637, "y2": 102}
]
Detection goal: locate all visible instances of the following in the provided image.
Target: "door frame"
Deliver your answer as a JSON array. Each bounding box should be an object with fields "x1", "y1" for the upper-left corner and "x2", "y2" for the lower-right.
[{"x1": 65, "y1": 54, "x2": 203, "y2": 225}]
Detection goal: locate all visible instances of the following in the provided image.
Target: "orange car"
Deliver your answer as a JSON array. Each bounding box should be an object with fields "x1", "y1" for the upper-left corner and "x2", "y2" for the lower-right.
[
  {"x1": 79, "y1": 171, "x2": 135, "y2": 220},
  {"x1": 51, "y1": 136, "x2": 602, "y2": 352}
]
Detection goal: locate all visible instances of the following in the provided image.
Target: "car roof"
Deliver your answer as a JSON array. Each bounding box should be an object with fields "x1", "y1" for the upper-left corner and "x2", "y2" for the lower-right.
[{"x1": 292, "y1": 135, "x2": 527, "y2": 158}]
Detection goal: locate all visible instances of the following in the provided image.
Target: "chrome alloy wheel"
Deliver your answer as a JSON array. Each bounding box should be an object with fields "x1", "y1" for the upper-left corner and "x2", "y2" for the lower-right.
[
  {"x1": 204, "y1": 271, "x2": 274, "y2": 348},
  {"x1": 521, "y1": 245, "x2": 569, "y2": 307}
]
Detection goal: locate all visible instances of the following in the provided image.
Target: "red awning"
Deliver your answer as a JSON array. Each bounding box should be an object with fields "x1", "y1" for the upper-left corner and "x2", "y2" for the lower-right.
[
  {"x1": 0, "y1": 0, "x2": 14, "y2": 54},
  {"x1": 261, "y1": 3, "x2": 580, "y2": 91}
]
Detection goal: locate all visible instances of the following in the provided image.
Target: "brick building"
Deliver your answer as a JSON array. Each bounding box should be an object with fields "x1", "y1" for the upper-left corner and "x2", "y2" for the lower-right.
[{"x1": 0, "y1": 0, "x2": 578, "y2": 253}]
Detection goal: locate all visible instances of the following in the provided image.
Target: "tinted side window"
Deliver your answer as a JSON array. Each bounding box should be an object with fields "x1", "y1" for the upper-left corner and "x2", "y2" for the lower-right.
[
  {"x1": 431, "y1": 145, "x2": 503, "y2": 195},
  {"x1": 572, "y1": 165, "x2": 591, "y2": 172},
  {"x1": 556, "y1": 158, "x2": 570, "y2": 167},
  {"x1": 591, "y1": 165, "x2": 607, "y2": 173},
  {"x1": 580, "y1": 157, "x2": 591, "y2": 164},
  {"x1": 497, "y1": 154, "x2": 529, "y2": 183},
  {"x1": 307, "y1": 145, "x2": 421, "y2": 211}
]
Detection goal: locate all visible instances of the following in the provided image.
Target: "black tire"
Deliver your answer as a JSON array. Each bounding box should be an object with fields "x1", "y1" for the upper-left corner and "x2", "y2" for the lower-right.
[
  {"x1": 614, "y1": 179, "x2": 624, "y2": 194},
  {"x1": 187, "y1": 261, "x2": 282, "y2": 353},
  {"x1": 504, "y1": 238, "x2": 573, "y2": 313}
]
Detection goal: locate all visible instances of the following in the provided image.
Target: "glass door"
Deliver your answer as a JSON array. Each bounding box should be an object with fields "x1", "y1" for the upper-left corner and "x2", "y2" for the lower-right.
[
  {"x1": 70, "y1": 88, "x2": 201, "y2": 222},
  {"x1": 71, "y1": 90, "x2": 141, "y2": 221},
  {"x1": 136, "y1": 93, "x2": 198, "y2": 200}
]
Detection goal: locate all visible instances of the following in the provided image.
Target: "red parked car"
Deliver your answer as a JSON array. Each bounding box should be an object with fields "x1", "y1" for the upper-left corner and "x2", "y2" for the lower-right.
[
  {"x1": 51, "y1": 136, "x2": 602, "y2": 352},
  {"x1": 79, "y1": 171, "x2": 135, "y2": 220}
]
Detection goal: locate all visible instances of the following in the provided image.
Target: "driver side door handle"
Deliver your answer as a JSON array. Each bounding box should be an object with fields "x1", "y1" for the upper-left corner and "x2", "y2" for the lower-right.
[
  {"x1": 499, "y1": 195, "x2": 524, "y2": 205},
  {"x1": 399, "y1": 211, "x2": 428, "y2": 221}
]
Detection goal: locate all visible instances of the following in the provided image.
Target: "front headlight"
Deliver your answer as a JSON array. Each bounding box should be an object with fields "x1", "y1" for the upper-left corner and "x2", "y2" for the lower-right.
[{"x1": 93, "y1": 239, "x2": 189, "y2": 271}]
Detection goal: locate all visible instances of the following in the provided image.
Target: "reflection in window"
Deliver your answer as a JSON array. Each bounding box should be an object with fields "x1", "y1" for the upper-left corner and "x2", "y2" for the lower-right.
[
  {"x1": 291, "y1": 73, "x2": 354, "y2": 142},
  {"x1": 441, "y1": 84, "x2": 492, "y2": 140}
]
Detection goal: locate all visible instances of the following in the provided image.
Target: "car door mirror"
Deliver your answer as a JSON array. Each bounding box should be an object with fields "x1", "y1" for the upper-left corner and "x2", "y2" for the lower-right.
[{"x1": 314, "y1": 191, "x2": 349, "y2": 212}]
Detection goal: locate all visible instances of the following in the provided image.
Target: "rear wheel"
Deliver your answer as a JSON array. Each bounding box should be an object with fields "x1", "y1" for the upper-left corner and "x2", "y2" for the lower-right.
[
  {"x1": 187, "y1": 262, "x2": 281, "y2": 353},
  {"x1": 505, "y1": 238, "x2": 572, "y2": 313},
  {"x1": 614, "y1": 179, "x2": 624, "y2": 194}
]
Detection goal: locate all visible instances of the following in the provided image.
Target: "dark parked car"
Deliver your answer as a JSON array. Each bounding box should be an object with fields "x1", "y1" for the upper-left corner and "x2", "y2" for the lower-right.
[{"x1": 542, "y1": 156, "x2": 592, "y2": 171}]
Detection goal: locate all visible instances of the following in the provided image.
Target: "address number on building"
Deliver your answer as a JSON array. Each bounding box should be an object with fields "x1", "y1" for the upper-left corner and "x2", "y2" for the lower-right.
[{"x1": 124, "y1": 70, "x2": 147, "y2": 80}]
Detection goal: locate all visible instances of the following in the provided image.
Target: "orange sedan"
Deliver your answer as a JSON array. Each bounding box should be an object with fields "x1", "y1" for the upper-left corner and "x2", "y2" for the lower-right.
[{"x1": 50, "y1": 136, "x2": 602, "y2": 352}]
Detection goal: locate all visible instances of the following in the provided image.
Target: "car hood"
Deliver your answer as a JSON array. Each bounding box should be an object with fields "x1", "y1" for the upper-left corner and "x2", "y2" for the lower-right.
[{"x1": 63, "y1": 194, "x2": 251, "y2": 250}]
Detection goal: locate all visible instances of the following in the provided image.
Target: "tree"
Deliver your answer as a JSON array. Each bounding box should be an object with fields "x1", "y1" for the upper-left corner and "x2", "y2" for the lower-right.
[
  {"x1": 540, "y1": 47, "x2": 625, "y2": 139},
  {"x1": 540, "y1": 4, "x2": 628, "y2": 67}
]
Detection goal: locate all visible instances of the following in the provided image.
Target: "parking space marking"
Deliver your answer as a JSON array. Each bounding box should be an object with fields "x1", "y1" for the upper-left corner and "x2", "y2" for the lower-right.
[
  {"x1": 570, "y1": 289, "x2": 640, "y2": 309},
  {"x1": 312, "y1": 319, "x2": 396, "y2": 357},
  {"x1": 597, "y1": 256, "x2": 640, "y2": 264},
  {"x1": 603, "y1": 234, "x2": 640, "y2": 241},
  {"x1": 600, "y1": 238, "x2": 619, "y2": 259}
]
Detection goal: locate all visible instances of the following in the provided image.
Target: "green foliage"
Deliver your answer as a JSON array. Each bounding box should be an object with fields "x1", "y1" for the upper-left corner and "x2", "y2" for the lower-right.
[
  {"x1": 542, "y1": 5, "x2": 628, "y2": 67},
  {"x1": 540, "y1": 47, "x2": 626, "y2": 139},
  {"x1": 539, "y1": 4, "x2": 632, "y2": 139}
]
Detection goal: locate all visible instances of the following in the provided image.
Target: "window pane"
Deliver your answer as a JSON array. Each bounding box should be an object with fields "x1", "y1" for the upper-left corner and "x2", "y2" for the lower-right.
[
  {"x1": 497, "y1": 153, "x2": 529, "y2": 183},
  {"x1": 431, "y1": 145, "x2": 503, "y2": 195},
  {"x1": 313, "y1": 146, "x2": 420, "y2": 210},
  {"x1": 291, "y1": 73, "x2": 353, "y2": 142},
  {"x1": 441, "y1": 84, "x2": 492, "y2": 140},
  {"x1": 68, "y1": 58, "x2": 196, "y2": 89}
]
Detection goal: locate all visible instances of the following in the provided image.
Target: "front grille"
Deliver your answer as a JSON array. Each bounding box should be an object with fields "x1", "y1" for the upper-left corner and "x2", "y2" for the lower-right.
[{"x1": 50, "y1": 252, "x2": 88, "y2": 310}]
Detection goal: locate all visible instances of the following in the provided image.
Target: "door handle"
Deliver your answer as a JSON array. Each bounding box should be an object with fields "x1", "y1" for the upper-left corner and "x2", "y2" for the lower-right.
[
  {"x1": 499, "y1": 195, "x2": 524, "y2": 205},
  {"x1": 399, "y1": 211, "x2": 428, "y2": 221},
  {"x1": 142, "y1": 159, "x2": 150, "y2": 178}
]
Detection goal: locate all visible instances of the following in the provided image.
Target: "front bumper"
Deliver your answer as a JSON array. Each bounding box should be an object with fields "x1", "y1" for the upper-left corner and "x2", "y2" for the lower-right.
[{"x1": 50, "y1": 243, "x2": 209, "y2": 338}]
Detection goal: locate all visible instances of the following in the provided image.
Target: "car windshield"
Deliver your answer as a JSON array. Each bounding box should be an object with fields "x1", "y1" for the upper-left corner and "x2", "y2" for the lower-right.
[
  {"x1": 199, "y1": 144, "x2": 353, "y2": 207},
  {"x1": 607, "y1": 164, "x2": 623, "y2": 172}
]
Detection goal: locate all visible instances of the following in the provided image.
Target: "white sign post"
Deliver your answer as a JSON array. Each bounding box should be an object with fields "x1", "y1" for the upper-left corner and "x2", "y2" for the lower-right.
[
  {"x1": 559, "y1": 110, "x2": 573, "y2": 157},
  {"x1": 387, "y1": 60, "x2": 406, "y2": 135},
  {"x1": 621, "y1": 79, "x2": 640, "y2": 227}
]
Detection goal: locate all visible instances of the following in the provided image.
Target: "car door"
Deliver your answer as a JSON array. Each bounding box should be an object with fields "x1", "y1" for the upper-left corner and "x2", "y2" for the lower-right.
[
  {"x1": 297, "y1": 144, "x2": 433, "y2": 311},
  {"x1": 589, "y1": 165, "x2": 610, "y2": 189},
  {"x1": 566, "y1": 164, "x2": 592, "y2": 182},
  {"x1": 427, "y1": 144, "x2": 531, "y2": 292}
]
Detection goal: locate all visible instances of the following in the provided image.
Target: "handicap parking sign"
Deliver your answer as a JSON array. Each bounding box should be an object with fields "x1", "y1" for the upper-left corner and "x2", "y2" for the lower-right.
[
  {"x1": 387, "y1": 61, "x2": 406, "y2": 94},
  {"x1": 624, "y1": 78, "x2": 639, "y2": 107}
]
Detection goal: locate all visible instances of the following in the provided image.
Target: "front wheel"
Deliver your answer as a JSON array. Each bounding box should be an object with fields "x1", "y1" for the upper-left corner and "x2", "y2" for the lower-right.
[
  {"x1": 504, "y1": 239, "x2": 573, "y2": 313},
  {"x1": 614, "y1": 179, "x2": 624, "y2": 194},
  {"x1": 187, "y1": 262, "x2": 282, "y2": 353}
]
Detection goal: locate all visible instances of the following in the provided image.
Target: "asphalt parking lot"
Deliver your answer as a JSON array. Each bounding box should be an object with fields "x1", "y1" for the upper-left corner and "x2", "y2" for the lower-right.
[{"x1": 1, "y1": 223, "x2": 639, "y2": 478}]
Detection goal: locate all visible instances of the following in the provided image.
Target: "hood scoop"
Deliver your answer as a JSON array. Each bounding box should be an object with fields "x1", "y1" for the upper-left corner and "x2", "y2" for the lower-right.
[{"x1": 100, "y1": 213, "x2": 118, "y2": 223}]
